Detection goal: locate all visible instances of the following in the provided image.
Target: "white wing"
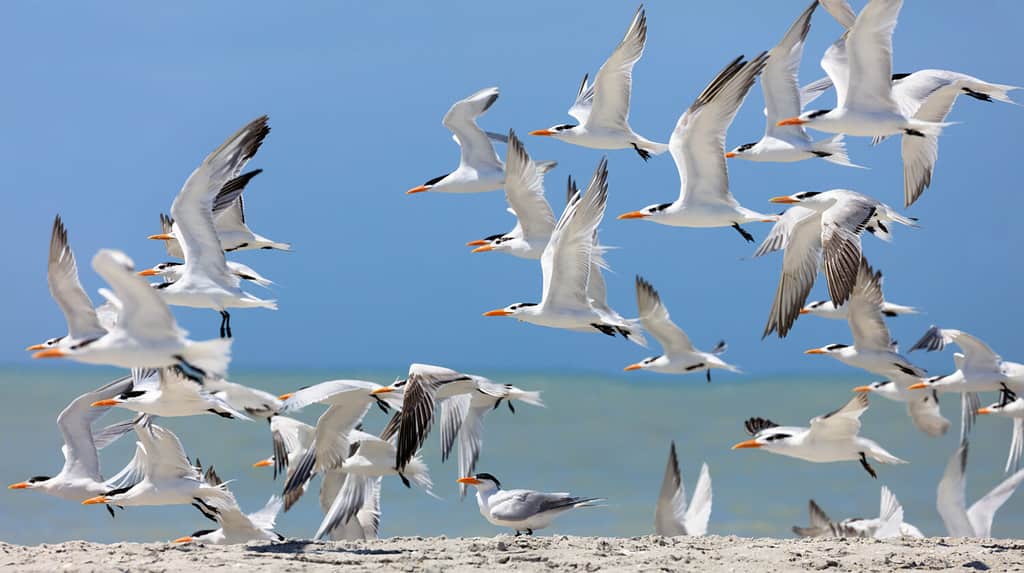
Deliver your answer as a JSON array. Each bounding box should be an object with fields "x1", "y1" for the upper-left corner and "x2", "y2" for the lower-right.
[
  {"x1": 904, "y1": 390, "x2": 950, "y2": 438},
  {"x1": 568, "y1": 74, "x2": 594, "y2": 124},
  {"x1": 281, "y1": 379, "x2": 386, "y2": 412},
  {"x1": 57, "y1": 376, "x2": 133, "y2": 481},
  {"x1": 901, "y1": 83, "x2": 959, "y2": 206},
  {"x1": 158, "y1": 214, "x2": 185, "y2": 259},
  {"x1": 936, "y1": 444, "x2": 974, "y2": 537},
  {"x1": 503, "y1": 131, "x2": 556, "y2": 242},
  {"x1": 764, "y1": 1, "x2": 817, "y2": 140},
  {"x1": 762, "y1": 210, "x2": 823, "y2": 338},
  {"x1": 247, "y1": 496, "x2": 283, "y2": 532},
  {"x1": 845, "y1": 259, "x2": 892, "y2": 351},
  {"x1": 819, "y1": 0, "x2": 856, "y2": 29},
  {"x1": 655, "y1": 442, "x2": 687, "y2": 536},
  {"x1": 842, "y1": 0, "x2": 901, "y2": 113},
  {"x1": 967, "y1": 467, "x2": 1024, "y2": 538},
  {"x1": 137, "y1": 423, "x2": 201, "y2": 483},
  {"x1": 456, "y1": 401, "x2": 491, "y2": 497},
  {"x1": 911, "y1": 327, "x2": 1002, "y2": 371},
  {"x1": 819, "y1": 34, "x2": 850, "y2": 109},
  {"x1": 442, "y1": 87, "x2": 502, "y2": 171},
  {"x1": 672, "y1": 54, "x2": 767, "y2": 206},
  {"x1": 92, "y1": 250, "x2": 181, "y2": 342},
  {"x1": 808, "y1": 393, "x2": 868, "y2": 440},
  {"x1": 313, "y1": 401, "x2": 373, "y2": 474},
  {"x1": 635, "y1": 276, "x2": 693, "y2": 355},
  {"x1": 820, "y1": 194, "x2": 876, "y2": 306},
  {"x1": 47, "y1": 216, "x2": 106, "y2": 341},
  {"x1": 873, "y1": 486, "x2": 903, "y2": 539},
  {"x1": 584, "y1": 6, "x2": 646, "y2": 130},
  {"x1": 682, "y1": 463, "x2": 712, "y2": 537}
]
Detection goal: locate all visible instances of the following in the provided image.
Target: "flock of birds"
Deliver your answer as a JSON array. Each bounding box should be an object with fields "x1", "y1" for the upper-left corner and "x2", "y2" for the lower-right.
[{"x1": 11, "y1": 0, "x2": 1024, "y2": 544}]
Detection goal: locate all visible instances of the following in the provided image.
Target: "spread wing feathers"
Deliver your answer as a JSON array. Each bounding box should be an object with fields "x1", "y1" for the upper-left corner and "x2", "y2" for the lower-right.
[
  {"x1": 503, "y1": 130, "x2": 556, "y2": 241},
  {"x1": 159, "y1": 213, "x2": 184, "y2": 259},
  {"x1": 270, "y1": 415, "x2": 315, "y2": 479},
  {"x1": 905, "y1": 391, "x2": 950, "y2": 438},
  {"x1": 137, "y1": 422, "x2": 201, "y2": 483},
  {"x1": 900, "y1": 80, "x2": 963, "y2": 206},
  {"x1": 967, "y1": 468, "x2": 1024, "y2": 538},
  {"x1": 754, "y1": 206, "x2": 817, "y2": 258},
  {"x1": 280, "y1": 380, "x2": 385, "y2": 413},
  {"x1": 636, "y1": 276, "x2": 693, "y2": 355},
  {"x1": 672, "y1": 53, "x2": 768, "y2": 207},
  {"x1": 845, "y1": 258, "x2": 892, "y2": 351},
  {"x1": 247, "y1": 496, "x2": 283, "y2": 532},
  {"x1": 961, "y1": 392, "x2": 980, "y2": 445},
  {"x1": 568, "y1": 73, "x2": 594, "y2": 124},
  {"x1": 809, "y1": 393, "x2": 868, "y2": 439},
  {"x1": 874, "y1": 486, "x2": 904, "y2": 539},
  {"x1": 394, "y1": 369, "x2": 450, "y2": 472},
  {"x1": 313, "y1": 402, "x2": 372, "y2": 475},
  {"x1": 541, "y1": 159, "x2": 608, "y2": 308},
  {"x1": 586, "y1": 6, "x2": 646, "y2": 130},
  {"x1": 456, "y1": 403, "x2": 490, "y2": 498},
  {"x1": 745, "y1": 417, "x2": 779, "y2": 436},
  {"x1": 910, "y1": 327, "x2": 1002, "y2": 370},
  {"x1": 92, "y1": 414, "x2": 143, "y2": 451},
  {"x1": 764, "y1": 1, "x2": 818, "y2": 137},
  {"x1": 316, "y1": 473, "x2": 371, "y2": 540},
  {"x1": 820, "y1": 33, "x2": 850, "y2": 110},
  {"x1": 439, "y1": 394, "x2": 472, "y2": 463},
  {"x1": 793, "y1": 499, "x2": 835, "y2": 537},
  {"x1": 936, "y1": 443, "x2": 974, "y2": 537},
  {"x1": 819, "y1": 0, "x2": 856, "y2": 29},
  {"x1": 843, "y1": 0, "x2": 901, "y2": 113},
  {"x1": 103, "y1": 440, "x2": 148, "y2": 492},
  {"x1": 92, "y1": 250, "x2": 182, "y2": 342},
  {"x1": 443, "y1": 87, "x2": 502, "y2": 170},
  {"x1": 57, "y1": 375, "x2": 134, "y2": 481},
  {"x1": 762, "y1": 211, "x2": 822, "y2": 338},
  {"x1": 655, "y1": 442, "x2": 687, "y2": 536},
  {"x1": 821, "y1": 196, "x2": 875, "y2": 306},
  {"x1": 47, "y1": 216, "x2": 106, "y2": 340},
  {"x1": 212, "y1": 169, "x2": 262, "y2": 218},
  {"x1": 797, "y1": 76, "x2": 835, "y2": 111}
]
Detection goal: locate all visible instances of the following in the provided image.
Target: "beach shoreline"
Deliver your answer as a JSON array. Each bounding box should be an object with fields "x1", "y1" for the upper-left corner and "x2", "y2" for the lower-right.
[{"x1": 2, "y1": 535, "x2": 1021, "y2": 572}]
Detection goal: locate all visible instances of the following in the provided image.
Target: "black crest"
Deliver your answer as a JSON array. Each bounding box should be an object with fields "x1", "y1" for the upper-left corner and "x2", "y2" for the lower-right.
[
  {"x1": 806, "y1": 109, "x2": 831, "y2": 119},
  {"x1": 744, "y1": 417, "x2": 778, "y2": 436},
  {"x1": 474, "y1": 472, "x2": 501, "y2": 487}
]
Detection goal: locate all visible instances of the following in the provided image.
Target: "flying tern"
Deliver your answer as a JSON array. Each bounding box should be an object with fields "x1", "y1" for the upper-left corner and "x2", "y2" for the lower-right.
[
  {"x1": 978, "y1": 388, "x2": 1024, "y2": 473},
  {"x1": 937, "y1": 442, "x2": 1024, "y2": 537},
  {"x1": 800, "y1": 298, "x2": 917, "y2": 319}
]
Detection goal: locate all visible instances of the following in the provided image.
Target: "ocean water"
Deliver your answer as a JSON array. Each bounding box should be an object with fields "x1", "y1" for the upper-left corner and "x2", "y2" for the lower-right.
[{"x1": 2, "y1": 367, "x2": 1022, "y2": 545}]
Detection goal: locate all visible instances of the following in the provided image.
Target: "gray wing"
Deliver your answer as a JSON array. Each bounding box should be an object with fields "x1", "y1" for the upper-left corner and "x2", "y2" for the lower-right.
[
  {"x1": 762, "y1": 210, "x2": 823, "y2": 338},
  {"x1": 489, "y1": 490, "x2": 597, "y2": 521},
  {"x1": 315, "y1": 474, "x2": 371, "y2": 540},
  {"x1": 585, "y1": 6, "x2": 646, "y2": 130},
  {"x1": 655, "y1": 442, "x2": 687, "y2": 536},
  {"x1": 439, "y1": 394, "x2": 472, "y2": 463},
  {"x1": 936, "y1": 443, "x2": 973, "y2": 537},
  {"x1": 47, "y1": 216, "x2": 106, "y2": 341},
  {"x1": 763, "y1": 1, "x2": 817, "y2": 139},
  {"x1": 820, "y1": 195, "x2": 875, "y2": 307},
  {"x1": 57, "y1": 375, "x2": 134, "y2": 481},
  {"x1": 845, "y1": 259, "x2": 892, "y2": 351}
]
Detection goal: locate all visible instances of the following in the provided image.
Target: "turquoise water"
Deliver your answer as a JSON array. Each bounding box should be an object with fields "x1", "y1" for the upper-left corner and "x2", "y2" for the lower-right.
[{"x1": 2, "y1": 367, "x2": 1022, "y2": 544}]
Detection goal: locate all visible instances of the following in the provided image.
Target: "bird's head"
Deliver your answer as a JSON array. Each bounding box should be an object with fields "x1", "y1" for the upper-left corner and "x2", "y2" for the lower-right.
[
  {"x1": 804, "y1": 343, "x2": 848, "y2": 356},
  {"x1": 91, "y1": 389, "x2": 148, "y2": 408},
  {"x1": 172, "y1": 529, "x2": 218, "y2": 544},
  {"x1": 406, "y1": 172, "x2": 450, "y2": 195},
  {"x1": 732, "y1": 430, "x2": 795, "y2": 452},
  {"x1": 138, "y1": 261, "x2": 182, "y2": 278},
  {"x1": 8, "y1": 475, "x2": 52, "y2": 490},
  {"x1": 769, "y1": 191, "x2": 824, "y2": 206},
  {"x1": 457, "y1": 472, "x2": 501, "y2": 492},
  {"x1": 777, "y1": 108, "x2": 832, "y2": 127},
  {"x1": 483, "y1": 302, "x2": 537, "y2": 318},
  {"x1": 852, "y1": 380, "x2": 893, "y2": 394},
  {"x1": 725, "y1": 142, "x2": 758, "y2": 159},
  {"x1": 617, "y1": 202, "x2": 673, "y2": 221},
  {"x1": 623, "y1": 356, "x2": 663, "y2": 372},
  {"x1": 466, "y1": 233, "x2": 512, "y2": 254},
  {"x1": 908, "y1": 373, "x2": 952, "y2": 391},
  {"x1": 26, "y1": 335, "x2": 65, "y2": 352},
  {"x1": 799, "y1": 300, "x2": 831, "y2": 315},
  {"x1": 529, "y1": 124, "x2": 577, "y2": 138}
]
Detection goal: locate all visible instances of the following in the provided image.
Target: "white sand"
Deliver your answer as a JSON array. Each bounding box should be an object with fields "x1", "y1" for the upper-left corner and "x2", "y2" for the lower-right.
[{"x1": 2, "y1": 535, "x2": 1021, "y2": 572}]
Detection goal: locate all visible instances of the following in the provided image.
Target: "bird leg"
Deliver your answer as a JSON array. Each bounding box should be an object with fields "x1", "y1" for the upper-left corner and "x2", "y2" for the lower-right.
[
  {"x1": 106, "y1": 505, "x2": 116, "y2": 519},
  {"x1": 218, "y1": 311, "x2": 232, "y2": 338},
  {"x1": 631, "y1": 143, "x2": 651, "y2": 162},
  {"x1": 706, "y1": 369, "x2": 712, "y2": 384},
  {"x1": 398, "y1": 472, "x2": 411, "y2": 488},
  {"x1": 527, "y1": 528, "x2": 534, "y2": 536},
  {"x1": 731, "y1": 223, "x2": 755, "y2": 243},
  {"x1": 508, "y1": 401, "x2": 516, "y2": 414},
  {"x1": 859, "y1": 452, "x2": 878, "y2": 479}
]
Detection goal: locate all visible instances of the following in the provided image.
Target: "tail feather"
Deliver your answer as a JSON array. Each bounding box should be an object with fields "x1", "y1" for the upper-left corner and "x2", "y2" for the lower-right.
[
  {"x1": 637, "y1": 141, "x2": 669, "y2": 156},
  {"x1": 509, "y1": 389, "x2": 544, "y2": 408},
  {"x1": 812, "y1": 135, "x2": 865, "y2": 168},
  {"x1": 962, "y1": 81, "x2": 1020, "y2": 105},
  {"x1": 182, "y1": 339, "x2": 232, "y2": 379},
  {"x1": 907, "y1": 119, "x2": 957, "y2": 138},
  {"x1": 403, "y1": 455, "x2": 437, "y2": 497}
]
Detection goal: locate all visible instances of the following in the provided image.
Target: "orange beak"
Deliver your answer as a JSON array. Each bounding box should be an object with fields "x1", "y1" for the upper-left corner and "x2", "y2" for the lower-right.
[
  {"x1": 91, "y1": 399, "x2": 120, "y2": 408},
  {"x1": 799, "y1": 309, "x2": 811, "y2": 315},
  {"x1": 977, "y1": 407, "x2": 993, "y2": 415},
  {"x1": 456, "y1": 477, "x2": 482, "y2": 485},
  {"x1": 277, "y1": 393, "x2": 294, "y2": 401},
  {"x1": 252, "y1": 459, "x2": 274, "y2": 468},
  {"x1": 731, "y1": 439, "x2": 762, "y2": 450},
  {"x1": 25, "y1": 343, "x2": 46, "y2": 351},
  {"x1": 471, "y1": 245, "x2": 494, "y2": 253},
  {"x1": 529, "y1": 129, "x2": 553, "y2": 136},
  {"x1": 466, "y1": 240, "x2": 489, "y2": 247},
  {"x1": 172, "y1": 536, "x2": 194, "y2": 544},
  {"x1": 8, "y1": 482, "x2": 29, "y2": 490},
  {"x1": 147, "y1": 233, "x2": 173, "y2": 241},
  {"x1": 777, "y1": 117, "x2": 807, "y2": 127},
  {"x1": 483, "y1": 309, "x2": 512, "y2": 317},
  {"x1": 81, "y1": 495, "x2": 109, "y2": 505},
  {"x1": 907, "y1": 382, "x2": 928, "y2": 390},
  {"x1": 138, "y1": 269, "x2": 159, "y2": 277},
  {"x1": 769, "y1": 196, "x2": 800, "y2": 204},
  {"x1": 617, "y1": 211, "x2": 649, "y2": 220},
  {"x1": 725, "y1": 152, "x2": 737, "y2": 159},
  {"x1": 406, "y1": 185, "x2": 430, "y2": 195},
  {"x1": 804, "y1": 348, "x2": 827, "y2": 355},
  {"x1": 371, "y1": 387, "x2": 393, "y2": 395},
  {"x1": 32, "y1": 348, "x2": 67, "y2": 359},
  {"x1": 623, "y1": 363, "x2": 643, "y2": 372},
  {"x1": 852, "y1": 386, "x2": 873, "y2": 393}
]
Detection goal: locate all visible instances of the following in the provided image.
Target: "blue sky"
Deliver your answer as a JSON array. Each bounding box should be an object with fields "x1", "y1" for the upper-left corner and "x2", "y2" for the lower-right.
[{"x1": 2, "y1": 1, "x2": 1021, "y2": 378}]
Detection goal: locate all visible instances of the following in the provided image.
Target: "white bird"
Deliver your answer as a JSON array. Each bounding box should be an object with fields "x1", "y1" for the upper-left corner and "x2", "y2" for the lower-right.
[
  {"x1": 8, "y1": 376, "x2": 140, "y2": 513},
  {"x1": 27, "y1": 215, "x2": 109, "y2": 352},
  {"x1": 800, "y1": 298, "x2": 917, "y2": 319},
  {"x1": 529, "y1": 6, "x2": 666, "y2": 160},
  {"x1": 978, "y1": 388, "x2": 1024, "y2": 473},
  {"x1": 725, "y1": 1, "x2": 855, "y2": 167},
  {"x1": 937, "y1": 442, "x2": 1024, "y2": 538},
  {"x1": 757, "y1": 190, "x2": 915, "y2": 338},
  {"x1": 152, "y1": 116, "x2": 277, "y2": 338},
  {"x1": 483, "y1": 158, "x2": 645, "y2": 345},
  {"x1": 89, "y1": 368, "x2": 249, "y2": 420},
  {"x1": 731, "y1": 393, "x2": 907, "y2": 478},
  {"x1": 852, "y1": 378, "x2": 950, "y2": 439},
  {"x1": 616, "y1": 54, "x2": 775, "y2": 242},
  {"x1": 80, "y1": 421, "x2": 233, "y2": 513},
  {"x1": 252, "y1": 414, "x2": 316, "y2": 479},
  {"x1": 655, "y1": 442, "x2": 711, "y2": 537},
  {"x1": 908, "y1": 326, "x2": 1024, "y2": 394},
  {"x1": 31, "y1": 249, "x2": 231, "y2": 379},
  {"x1": 775, "y1": 0, "x2": 956, "y2": 207},
  {"x1": 173, "y1": 476, "x2": 283, "y2": 545},
  {"x1": 139, "y1": 260, "x2": 273, "y2": 289},
  {"x1": 318, "y1": 473, "x2": 382, "y2": 541},
  {"x1": 624, "y1": 276, "x2": 738, "y2": 381},
  {"x1": 406, "y1": 87, "x2": 505, "y2": 195},
  {"x1": 792, "y1": 486, "x2": 923, "y2": 538},
  {"x1": 457, "y1": 472, "x2": 604, "y2": 536}
]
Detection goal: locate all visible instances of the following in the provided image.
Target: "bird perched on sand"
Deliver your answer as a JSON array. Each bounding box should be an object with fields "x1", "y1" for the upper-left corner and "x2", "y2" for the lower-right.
[
  {"x1": 655, "y1": 442, "x2": 711, "y2": 536},
  {"x1": 792, "y1": 486, "x2": 922, "y2": 539},
  {"x1": 457, "y1": 473, "x2": 604, "y2": 536}
]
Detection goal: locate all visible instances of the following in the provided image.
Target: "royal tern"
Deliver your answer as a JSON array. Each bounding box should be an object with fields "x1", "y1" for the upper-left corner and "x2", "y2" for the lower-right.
[
  {"x1": 139, "y1": 260, "x2": 273, "y2": 289},
  {"x1": 483, "y1": 159, "x2": 645, "y2": 345},
  {"x1": 31, "y1": 249, "x2": 231, "y2": 379},
  {"x1": 937, "y1": 442, "x2": 1024, "y2": 537},
  {"x1": 726, "y1": 2, "x2": 855, "y2": 167},
  {"x1": 616, "y1": 54, "x2": 775, "y2": 242},
  {"x1": 908, "y1": 326, "x2": 1024, "y2": 394},
  {"x1": 655, "y1": 442, "x2": 711, "y2": 536},
  {"x1": 732, "y1": 393, "x2": 907, "y2": 478},
  {"x1": 457, "y1": 473, "x2": 604, "y2": 536},
  {"x1": 89, "y1": 367, "x2": 248, "y2": 420},
  {"x1": 27, "y1": 216, "x2": 109, "y2": 352},
  {"x1": 253, "y1": 415, "x2": 316, "y2": 479},
  {"x1": 407, "y1": 87, "x2": 505, "y2": 194},
  {"x1": 529, "y1": 6, "x2": 666, "y2": 160},
  {"x1": 800, "y1": 298, "x2": 917, "y2": 319},
  {"x1": 978, "y1": 388, "x2": 1024, "y2": 473},
  {"x1": 81, "y1": 421, "x2": 233, "y2": 513},
  {"x1": 758, "y1": 190, "x2": 914, "y2": 338},
  {"x1": 151, "y1": 116, "x2": 277, "y2": 338},
  {"x1": 173, "y1": 471, "x2": 283, "y2": 545},
  {"x1": 852, "y1": 379, "x2": 950, "y2": 439},
  {"x1": 624, "y1": 276, "x2": 738, "y2": 381},
  {"x1": 792, "y1": 486, "x2": 922, "y2": 538}
]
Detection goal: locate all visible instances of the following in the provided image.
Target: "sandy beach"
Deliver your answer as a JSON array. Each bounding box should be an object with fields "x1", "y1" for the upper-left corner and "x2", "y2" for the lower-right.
[{"x1": 2, "y1": 535, "x2": 1022, "y2": 572}]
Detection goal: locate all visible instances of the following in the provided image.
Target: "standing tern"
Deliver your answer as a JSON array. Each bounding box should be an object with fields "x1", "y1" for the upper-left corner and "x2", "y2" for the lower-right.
[
  {"x1": 758, "y1": 190, "x2": 914, "y2": 338},
  {"x1": 655, "y1": 442, "x2": 711, "y2": 536},
  {"x1": 483, "y1": 159, "x2": 645, "y2": 345},
  {"x1": 457, "y1": 473, "x2": 604, "y2": 536},
  {"x1": 31, "y1": 249, "x2": 232, "y2": 380},
  {"x1": 978, "y1": 388, "x2": 1024, "y2": 473},
  {"x1": 152, "y1": 116, "x2": 277, "y2": 338},
  {"x1": 624, "y1": 276, "x2": 738, "y2": 381},
  {"x1": 616, "y1": 54, "x2": 776, "y2": 242},
  {"x1": 792, "y1": 486, "x2": 922, "y2": 538},
  {"x1": 529, "y1": 6, "x2": 667, "y2": 160},
  {"x1": 27, "y1": 216, "x2": 108, "y2": 352},
  {"x1": 800, "y1": 298, "x2": 917, "y2": 319},
  {"x1": 731, "y1": 393, "x2": 907, "y2": 478},
  {"x1": 937, "y1": 442, "x2": 1024, "y2": 538},
  {"x1": 407, "y1": 87, "x2": 505, "y2": 194},
  {"x1": 726, "y1": 2, "x2": 856, "y2": 167}
]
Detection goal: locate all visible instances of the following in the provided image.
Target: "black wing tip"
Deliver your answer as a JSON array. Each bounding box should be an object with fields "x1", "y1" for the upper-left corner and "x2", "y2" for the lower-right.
[{"x1": 744, "y1": 417, "x2": 778, "y2": 436}]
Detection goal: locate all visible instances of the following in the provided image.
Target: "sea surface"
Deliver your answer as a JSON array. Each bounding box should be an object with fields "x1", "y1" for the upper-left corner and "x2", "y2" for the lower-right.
[{"x1": 2, "y1": 367, "x2": 1022, "y2": 545}]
